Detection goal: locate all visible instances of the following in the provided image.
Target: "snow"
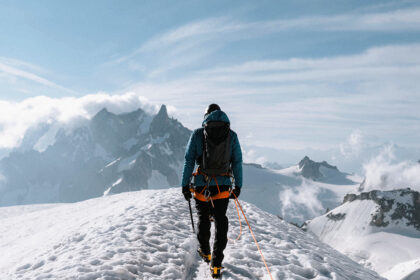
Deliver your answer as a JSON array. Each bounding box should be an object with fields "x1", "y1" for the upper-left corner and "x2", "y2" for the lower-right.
[
  {"x1": 0, "y1": 188, "x2": 382, "y2": 279},
  {"x1": 118, "y1": 152, "x2": 141, "y2": 172},
  {"x1": 382, "y1": 258, "x2": 420, "y2": 280},
  {"x1": 307, "y1": 199, "x2": 420, "y2": 278},
  {"x1": 274, "y1": 165, "x2": 300, "y2": 176},
  {"x1": 33, "y1": 124, "x2": 59, "y2": 152},
  {"x1": 104, "y1": 178, "x2": 123, "y2": 195},
  {"x1": 104, "y1": 158, "x2": 121, "y2": 168}
]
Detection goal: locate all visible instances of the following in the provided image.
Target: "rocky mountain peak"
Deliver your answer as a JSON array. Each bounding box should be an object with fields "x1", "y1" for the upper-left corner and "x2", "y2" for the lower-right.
[
  {"x1": 93, "y1": 108, "x2": 113, "y2": 120},
  {"x1": 298, "y1": 156, "x2": 338, "y2": 180},
  {"x1": 298, "y1": 156, "x2": 311, "y2": 168},
  {"x1": 343, "y1": 188, "x2": 420, "y2": 230},
  {"x1": 156, "y1": 104, "x2": 168, "y2": 118},
  {"x1": 149, "y1": 105, "x2": 172, "y2": 137},
  {"x1": 296, "y1": 156, "x2": 352, "y2": 184}
]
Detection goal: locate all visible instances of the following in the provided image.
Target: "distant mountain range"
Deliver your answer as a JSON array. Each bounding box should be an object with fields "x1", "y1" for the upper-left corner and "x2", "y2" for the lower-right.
[
  {"x1": 0, "y1": 106, "x2": 361, "y2": 225},
  {"x1": 0, "y1": 105, "x2": 190, "y2": 206}
]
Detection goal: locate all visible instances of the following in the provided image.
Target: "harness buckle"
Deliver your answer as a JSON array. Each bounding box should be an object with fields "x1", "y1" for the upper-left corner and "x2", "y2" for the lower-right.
[{"x1": 203, "y1": 189, "x2": 211, "y2": 199}]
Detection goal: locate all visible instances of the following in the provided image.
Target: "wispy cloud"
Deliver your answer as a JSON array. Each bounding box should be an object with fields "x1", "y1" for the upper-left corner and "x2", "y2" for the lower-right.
[
  {"x1": 202, "y1": 44, "x2": 420, "y2": 75},
  {"x1": 132, "y1": 7, "x2": 420, "y2": 54},
  {"x1": 123, "y1": 42, "x2": 420, "y2": 150},
  {"x1": 110, "y1": 17, "x2": 239, "y2": 65},
  {"x1": 262, "y1": 7, "x2": 420, "y2": 32},
  {"x1": 0, "y1": 58, "x2": 75, "y2": 95},
  {"x1": 105, "y1": 6, "x2": 420, "y2": 82}
]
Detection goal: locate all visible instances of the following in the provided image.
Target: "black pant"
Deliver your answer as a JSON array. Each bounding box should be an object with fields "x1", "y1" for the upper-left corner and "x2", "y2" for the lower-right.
[{"x1": 195, "y1": 197, "x2": 229, "y2": 267}]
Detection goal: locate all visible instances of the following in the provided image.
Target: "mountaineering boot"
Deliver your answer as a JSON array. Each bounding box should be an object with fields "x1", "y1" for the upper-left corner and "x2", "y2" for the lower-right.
[
  {"x1": 210, "y1": 266, "x2": 223, "y2": 279},
  {"x1": 198, "y1": 248, "x2": 211, "y2": 263}
]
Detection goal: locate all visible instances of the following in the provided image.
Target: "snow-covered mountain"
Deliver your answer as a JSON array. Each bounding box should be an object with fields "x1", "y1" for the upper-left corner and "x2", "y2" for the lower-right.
[
  {"x1": 241, "y1": 158, "x2": 360, "y2": 224},
  {"x1": 306, "y1": 188, "x2": 420, "y2": 279},
  {"x1": 0, "y1": 109, "x2": 360, "y2": 226},
  {"x1": 277, "y1": 156, "x2": 357, "y2": 185},
  {"x1": 0, "y1": 105, "x2": 191, "y2": 206},
  {"x1": 0, "y1": 187, "x2": 383, "y2": 279}
]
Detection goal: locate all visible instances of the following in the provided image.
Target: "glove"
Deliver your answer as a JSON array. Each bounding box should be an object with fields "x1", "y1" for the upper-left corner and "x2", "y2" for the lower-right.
[
  {"x1": 182, "y1": 186, "x2": 192, "y2": 201},
  {"x1": 230, "y1": 186, "x2": 241, "y2": 199}
]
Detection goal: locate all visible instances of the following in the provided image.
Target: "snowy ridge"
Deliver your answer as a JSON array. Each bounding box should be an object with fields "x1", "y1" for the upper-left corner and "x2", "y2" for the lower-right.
[
  {"x1": 0, "y1": 188, "x2": 382, "y2": 279},
  {"x1": 306, "y1": 189, "x2": 420, "y2": 279}
]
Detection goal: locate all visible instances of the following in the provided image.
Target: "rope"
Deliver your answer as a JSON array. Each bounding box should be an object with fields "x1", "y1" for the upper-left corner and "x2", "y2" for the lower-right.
[
  {"x1": 228, "y1": 197, "x2": 242, "y2": 242},
  {"x1": 232, "y1": 192, "x2": 274, "y2": 280}
]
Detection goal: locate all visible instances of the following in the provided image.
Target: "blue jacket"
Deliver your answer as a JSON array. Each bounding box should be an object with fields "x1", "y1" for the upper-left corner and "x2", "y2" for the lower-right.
[{"x1": 181, "y1": 110, "x2": 243, "y2": 188}]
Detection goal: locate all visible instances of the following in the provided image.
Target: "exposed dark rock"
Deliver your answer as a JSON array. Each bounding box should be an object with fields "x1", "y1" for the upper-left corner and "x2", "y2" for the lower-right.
[
  {"x1": 297, "y1": 156, "x2": 354, "y2": 185},
  {"x1": 299, "y1": 156, "x2": 323, "y2": 180},
  {"x1": 327, "y1": 212, "x2": 346, "y2": 221},
  {"x1": 344, "y1": 189, "x2": 420, "y2": 230},
  {"x1": 244, "y1": 163, "x2": 264, "y2": 169}
]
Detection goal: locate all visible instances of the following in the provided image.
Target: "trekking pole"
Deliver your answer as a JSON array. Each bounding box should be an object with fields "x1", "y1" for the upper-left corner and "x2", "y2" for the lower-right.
[{"x1": 188, "y1": 199, "x2": 195, "y2": 233}]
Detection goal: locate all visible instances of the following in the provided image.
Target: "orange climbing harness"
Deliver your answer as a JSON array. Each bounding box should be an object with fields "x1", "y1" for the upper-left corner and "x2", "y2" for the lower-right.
[{"x1": 190, "y1": 169, "x2": 231, "y2": 202}]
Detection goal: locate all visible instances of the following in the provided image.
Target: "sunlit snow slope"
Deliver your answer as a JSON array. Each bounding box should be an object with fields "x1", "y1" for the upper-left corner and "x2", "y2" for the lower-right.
[
  {"x1": 0, "y1": 188, "x2": 382, "y2": 280},
  {"x1": 306, "y1": 189, "x2": 420, "y2": 280}
]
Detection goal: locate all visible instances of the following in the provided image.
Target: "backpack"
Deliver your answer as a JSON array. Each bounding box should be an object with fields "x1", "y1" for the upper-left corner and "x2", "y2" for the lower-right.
[{"x1": 200, "y1": 121, "x2": 231, "y2": 176}]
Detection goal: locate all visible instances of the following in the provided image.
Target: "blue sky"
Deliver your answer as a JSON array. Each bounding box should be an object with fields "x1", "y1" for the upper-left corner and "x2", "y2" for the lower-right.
[{"x1": 0, "y1": 0, "x2": 420, "y2": 165}]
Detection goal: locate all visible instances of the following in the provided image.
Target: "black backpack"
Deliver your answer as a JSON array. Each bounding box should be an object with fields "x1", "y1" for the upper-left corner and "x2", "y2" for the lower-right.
[{"x1": 200, "y1": 121, "x2": 231, "y2": 176}]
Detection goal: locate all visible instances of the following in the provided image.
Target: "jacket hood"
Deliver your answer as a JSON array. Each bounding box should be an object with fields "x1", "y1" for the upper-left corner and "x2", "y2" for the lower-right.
[{"x1": 202, "y1": 110, "x2": 230, "y2": 126}]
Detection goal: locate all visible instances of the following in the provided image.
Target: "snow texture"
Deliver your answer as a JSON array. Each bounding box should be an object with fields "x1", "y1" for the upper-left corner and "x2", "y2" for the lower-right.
[
  {"x1": 0, "y1": 188, "x2": 382, "y2": 280},
  {"x1": 382, "y1": 258, "x2": 420, "y2": 280},
  {"x1": 307, "y1": 190, "x2": 420, "y2": 278}
]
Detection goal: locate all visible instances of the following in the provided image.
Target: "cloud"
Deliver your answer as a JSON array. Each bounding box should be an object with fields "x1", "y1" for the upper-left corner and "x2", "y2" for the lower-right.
[
  {"x1": 122, "y1": 42, "x2": 420, "y2": 152},
  {"x1": 279, "y1": 180, "x2": 325, "y2": 222},
  {"x1": 278, "y1": 7, "x2": 420, "y2": 32},
  {"x1": 202, "y1": 44, "x2": 420, "y2": 80},
  {"x1": 110, "y1": 17, "x2": 243, "y2": 65},
  {"x1": 0, "y1": 58, "x2": 74, "y2": 94},
  {"x1": 110, "y1": 7, "x2": 420, "y2": 66},
  {"x1": 0, "y1": 92, "x2": 160, "y2": 149},
  {"x1": 242, "y1": 148, "x2": 266, "y2": 164},
  {"x1": 361, "y1": 145, "x2": 420, "y2": 192},
  {"x1": 340, "y1": 130, "x2": 364, "y2": 157},
  {"x1": 106, "y1": 6, "x2": 420, "y2": 81}
]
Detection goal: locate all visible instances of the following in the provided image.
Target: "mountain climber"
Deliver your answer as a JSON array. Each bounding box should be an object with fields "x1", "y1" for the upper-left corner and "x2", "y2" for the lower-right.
[{"x1": 181, "y1": 104, "x2": 243, "y2": 279}]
